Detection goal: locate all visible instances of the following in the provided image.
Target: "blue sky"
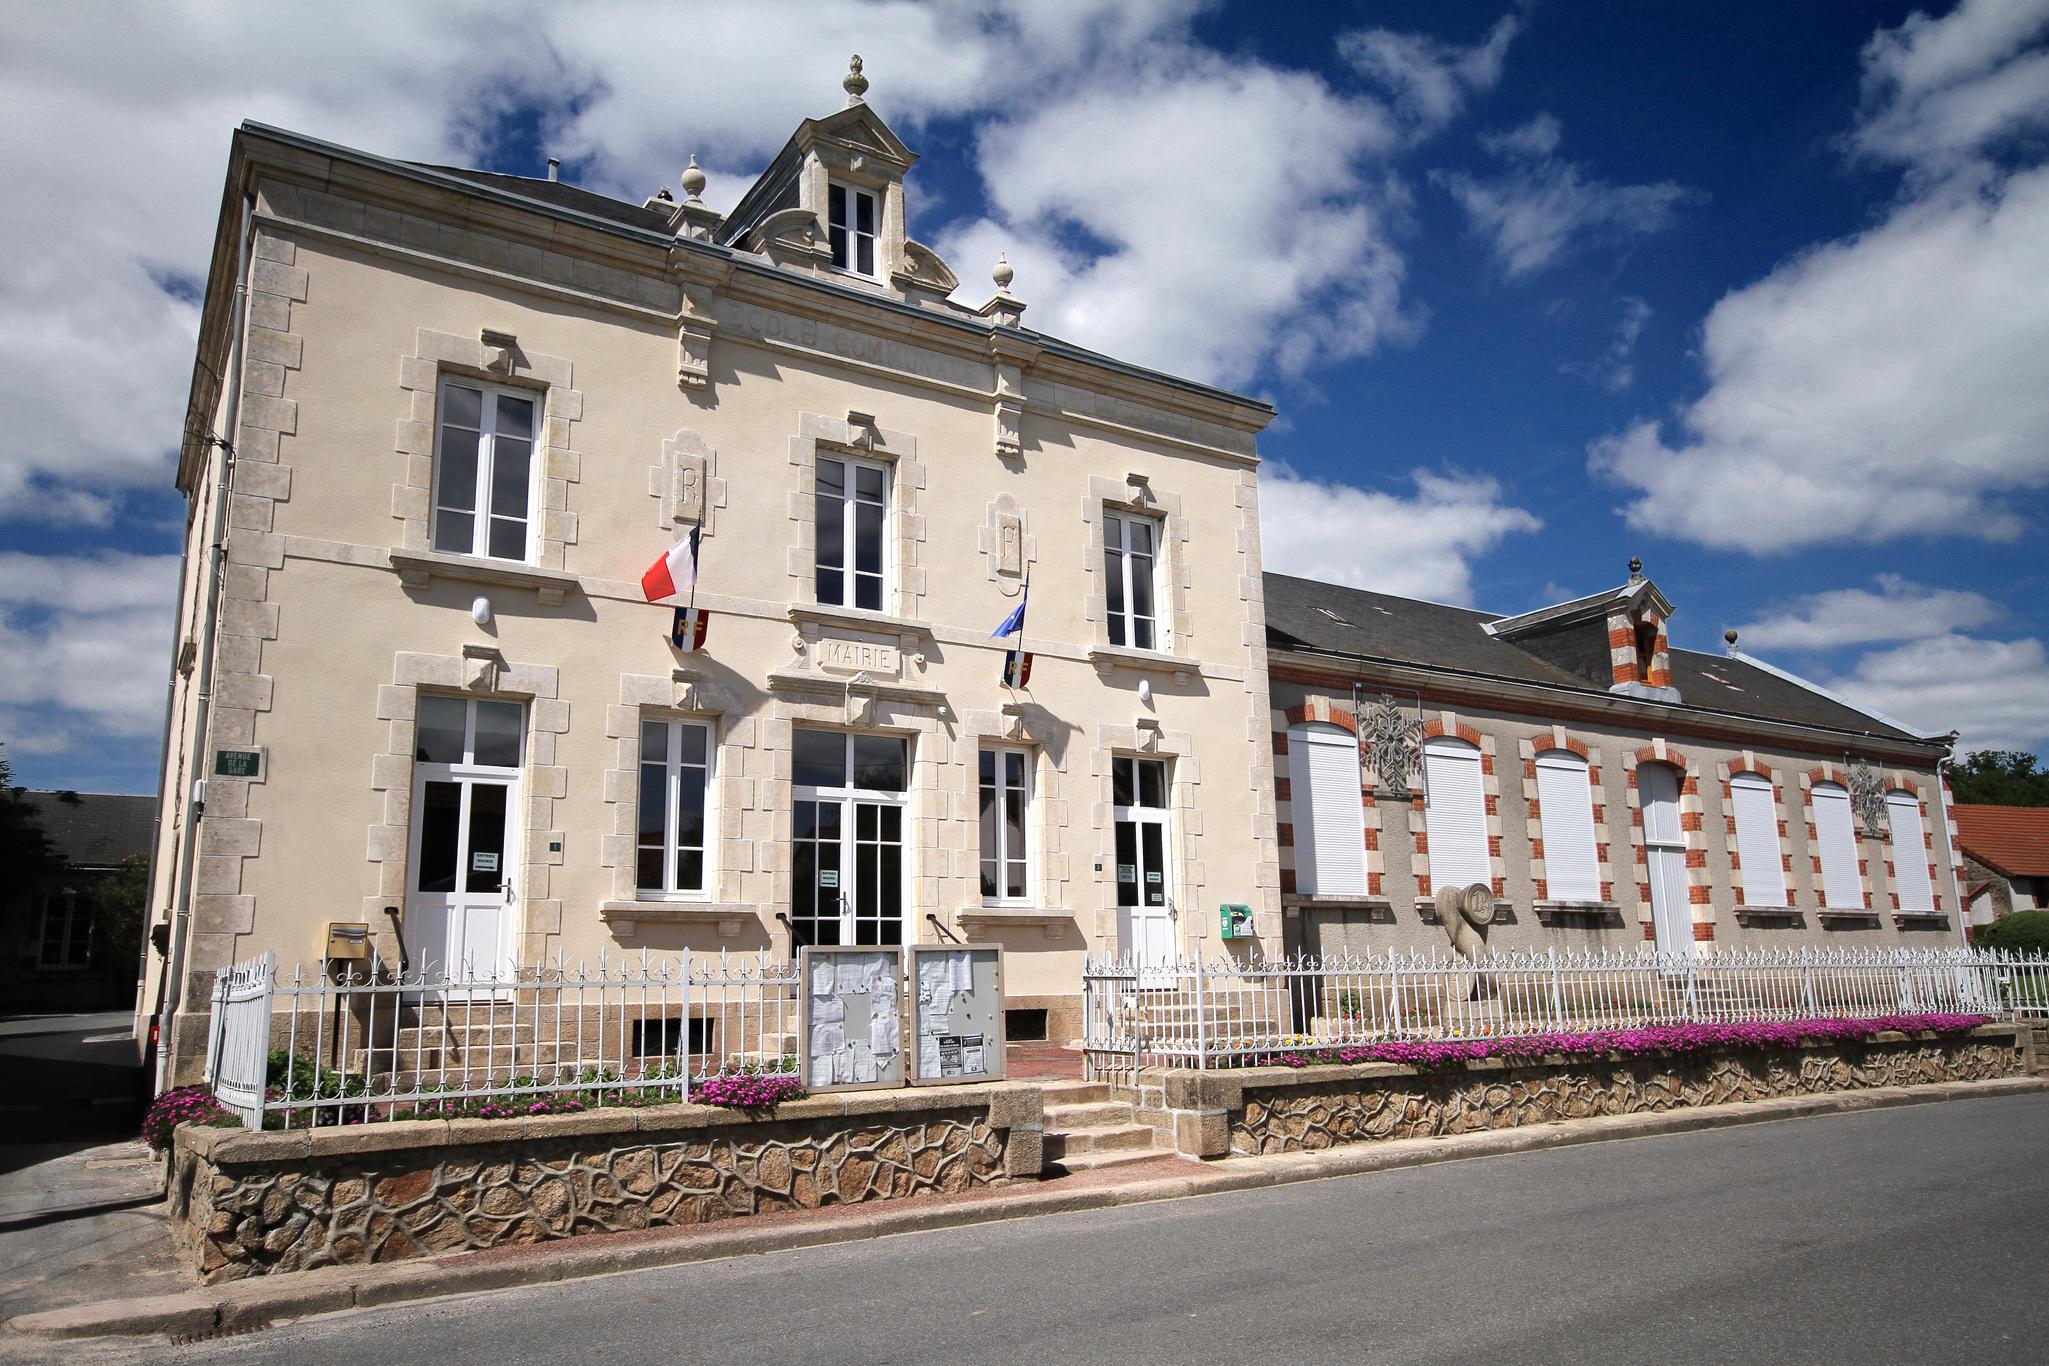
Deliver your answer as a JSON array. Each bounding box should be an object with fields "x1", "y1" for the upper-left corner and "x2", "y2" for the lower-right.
[{"x1": 3, "y1": 0, "x2": 2047, "y2": 795}]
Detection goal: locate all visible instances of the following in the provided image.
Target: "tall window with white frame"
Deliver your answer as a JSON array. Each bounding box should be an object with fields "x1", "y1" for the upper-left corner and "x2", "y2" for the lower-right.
[
  {"x1": 1286, "y1": 723, "x2": 1367, "y2": 897},
  {"x1": 791, "y1": 730, "x2": 908, "y2": 947},
  {"x1": 1885, "y1": 789, "x2": 1936, "y2": 912},
  {"x1": 1729, "y1": 771, "x2": 1787, "y2": 908},
  {"x1": 1811, "y1": 781, "x2": 1863, "y2": 910},
  {"x1": 827, "y1": 183, "x2": 878, "y2": 277},
  {"x1": 816, "y1": 454, "x2": 889, "y2": 612},
  {"x1": 637, "y1": 718, "x2": 713, "y2": 898},
  {"x1": 431, "y1": 378, "x2": 538, "y2": 562},
  {"x1": 1103, "y1": 511, "x2": 1160, "y2": 650},
  {"x1": 1113, "y1": 756, "x2": 1174, "y2": 968},
  {"x1": 1534, "y1": 749, "x2": 1601, "y2": 903},
  {"x1": 979, "y1": 747, "x2": 1031, "y2": 904},
  {"x1": 1421, "y1": 736, "x2": 1491, "y2": 893}
]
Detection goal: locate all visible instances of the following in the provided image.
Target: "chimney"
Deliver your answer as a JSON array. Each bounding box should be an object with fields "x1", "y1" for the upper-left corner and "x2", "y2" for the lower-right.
[{"x1": 546, "y1": 158, "x2": 560, "y2": 182}]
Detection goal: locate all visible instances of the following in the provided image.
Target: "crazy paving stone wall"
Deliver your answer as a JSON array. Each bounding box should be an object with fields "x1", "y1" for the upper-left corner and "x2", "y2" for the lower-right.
[
  {"x1": 172, "y1": 1091, "x2": 1033, "y2": 1283},
  {"x1": 1230, "y1": 1033, "x2": 2024, "y2": 1157}
]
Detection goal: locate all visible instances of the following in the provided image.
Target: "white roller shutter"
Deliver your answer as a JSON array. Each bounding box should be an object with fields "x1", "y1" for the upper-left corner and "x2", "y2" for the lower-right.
[
  {"x1": 1535, "y1": 751, "x2": 1600, "y2": 903},
  {"x1": 1423, "y1": 739, "x2": 1491, "y2": 891},
  {"x1": 1288, "y1": 725, "x2": 1367, "y2": 896},
  {"x1": 1730, "y1": 772, "x2": 1787, "y2": 908},
  {"x1": 1887, "y1": 791, "x2": 1935, "y2": 911},
  {"x1": 1812, "y1": 783, "x2": 1862, "y2": 909}
]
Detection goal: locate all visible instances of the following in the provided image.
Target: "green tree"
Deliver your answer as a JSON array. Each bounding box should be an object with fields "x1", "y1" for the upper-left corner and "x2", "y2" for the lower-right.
[
  {"x1": 0, "y1": 743, "x2": 58, "y2": 882},
  {"x1": 1948, "y1": 750, "x2": 2049, "y2": 806},
  {"x1": 94, "y1": 852, "x2": 150, "y2": 974}
]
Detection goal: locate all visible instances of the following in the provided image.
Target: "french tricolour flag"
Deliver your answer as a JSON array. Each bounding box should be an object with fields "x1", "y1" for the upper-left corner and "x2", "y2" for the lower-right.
[{"x1": 641, "y1": 526, "x2": 700, "y2": 603}]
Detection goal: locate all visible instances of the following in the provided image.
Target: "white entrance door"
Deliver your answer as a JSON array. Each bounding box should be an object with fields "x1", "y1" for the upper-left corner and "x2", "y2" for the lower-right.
[
  {"x1": 790, "y1": 730, "x2": 909, "y2": 947},
  {"x1": 407, "y1": 696, "x2": 525, "y2": 993},
  {"x1": 1639, "y1": 763, "x2": 1695, "y2": 961},
  {"x1": 1113, "y1": 756, "x2": 1175, "y2": 982}
]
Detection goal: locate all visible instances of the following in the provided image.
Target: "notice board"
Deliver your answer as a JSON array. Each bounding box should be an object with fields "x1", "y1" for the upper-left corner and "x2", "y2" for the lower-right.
[
  {"x1": 907, "y1": 945, "x2": 1006, "y2": 1085},
  {"x1": 799, "y1": 946, "x2": 904, "y2": 1093}
]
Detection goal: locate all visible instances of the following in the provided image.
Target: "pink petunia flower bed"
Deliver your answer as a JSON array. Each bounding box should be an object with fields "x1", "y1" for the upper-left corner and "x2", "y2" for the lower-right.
[{"x1": 1256, "y1": 1013, "x2": 1996, "y2": 1071}]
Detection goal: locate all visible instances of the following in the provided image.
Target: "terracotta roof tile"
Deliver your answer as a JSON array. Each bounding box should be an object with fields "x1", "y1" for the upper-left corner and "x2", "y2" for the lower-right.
[{"x1": 1952, "y1": 804, "x2": 2049, "y2": 878}]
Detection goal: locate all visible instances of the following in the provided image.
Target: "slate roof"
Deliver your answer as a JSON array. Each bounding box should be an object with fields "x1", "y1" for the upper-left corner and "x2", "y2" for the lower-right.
[
  {"x1": 409, "y1": 164, "x2": 678, "y2": 234},
  {"x1": 19, "y1": 791, "x2": 155, "y2": 869},
  {"x1": 1952, "y1": 805, "x2": 2049, "y2": 877},
  {"x1": 1263, "y1": 572, "x2": 1932, "y2": 746}
]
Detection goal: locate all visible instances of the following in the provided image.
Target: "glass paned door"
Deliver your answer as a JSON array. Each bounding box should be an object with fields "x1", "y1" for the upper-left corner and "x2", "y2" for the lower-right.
[
  {"x1": 408, "y1": 696, "x2": 524, "y2": 994},
  {"x1": 1112, "y1": 756, "x2": 1174, "y2": 980},
  {"x1": 790, "y1": 730, "x2": 908, "y2": 947}
]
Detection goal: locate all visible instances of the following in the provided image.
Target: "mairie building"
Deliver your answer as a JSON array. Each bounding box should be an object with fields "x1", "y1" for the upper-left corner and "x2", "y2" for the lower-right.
[{"x1": 142, "y1": 64, "x2": 1281, "y2": 1080}]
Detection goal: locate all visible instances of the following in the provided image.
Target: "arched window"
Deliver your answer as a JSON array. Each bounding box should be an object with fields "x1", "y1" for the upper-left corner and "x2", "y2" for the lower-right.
[
  {"x1": 1886, "y1": 789, "x2": 1935, "y2": 911},
  {"x1": 1729, "y1": 772, "x2": 1787, "y2": 907},
  {"x1": 1286, "y1": 723, "x2": 1366, "y2": 896},
  {"x1": 1535, "y1": 750, "x2": 1600, "y2": 902},
  {"x1": 1422, "y1": 737, "x2": 1490, "y2": 891},
  {"x1": 1811, "y1": 781, "x2": 1862, "y2": 909}
]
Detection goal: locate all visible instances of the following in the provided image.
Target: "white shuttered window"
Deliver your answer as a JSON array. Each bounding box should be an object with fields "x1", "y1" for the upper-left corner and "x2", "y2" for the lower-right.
[
  {"x1": 1423, "y1": 738, "x2": 1491, "y2": 891},
  {"x1": 1812, "y1": 783, "x2": 1862, "y2": 909},
  {"x1": 1288, "y1": 724, "x2": 1367, "y2": 896},
  {"x1": 1887, "y1": 791, "x2": 1935, "y2": 911},
  {"x1": 1730, "y1": 772, "x2": 1787, "y2": 908},
  {"x1": 1535, "y1": 751, "x2": 1600, "y2": 903}
]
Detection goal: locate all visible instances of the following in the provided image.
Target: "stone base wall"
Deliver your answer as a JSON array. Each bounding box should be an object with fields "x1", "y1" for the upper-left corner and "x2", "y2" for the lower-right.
[
  {"x1": 1150, "y1": 1025, "x2": 2029, "y2": 1158},
  {"x1": 171, "y1": 1083, "x2": 1042, "y2": 1282}
]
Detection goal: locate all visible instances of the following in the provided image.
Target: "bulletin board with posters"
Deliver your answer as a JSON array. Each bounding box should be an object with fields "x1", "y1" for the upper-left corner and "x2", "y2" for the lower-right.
[
  {"x1": 906, "y1": 945, "x2": 1006, "y2": 1085},
  {"x1": 799, "y1": 945, "x2": 905, "y2": 1093}
]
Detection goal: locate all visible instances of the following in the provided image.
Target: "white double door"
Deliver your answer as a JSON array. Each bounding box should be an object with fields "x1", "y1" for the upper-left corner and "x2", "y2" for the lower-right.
[
  {"x1": 1638, "y1": 763, "x2": 1696, "y2": 961},
  {"x1": 407, "y1": 697, "x2": 524, "y2": 991},
  {"x1": 1112, "y1": 756, "x2": 1175, "y2": 982}
]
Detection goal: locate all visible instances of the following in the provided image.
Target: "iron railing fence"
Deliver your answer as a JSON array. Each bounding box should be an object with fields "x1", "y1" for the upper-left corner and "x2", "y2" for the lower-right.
[
  {"x1": 1081, "y1": 946, "x2": 2049, "y2": 1080},
  {"x1": 203, "y1": 949, "x2": 801, "y2": 1128}
]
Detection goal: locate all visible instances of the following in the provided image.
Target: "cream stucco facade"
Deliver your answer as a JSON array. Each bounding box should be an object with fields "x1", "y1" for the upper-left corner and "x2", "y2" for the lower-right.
[{"x1": 144, "y1": 88, "x2": 1279, "y2": 1080}]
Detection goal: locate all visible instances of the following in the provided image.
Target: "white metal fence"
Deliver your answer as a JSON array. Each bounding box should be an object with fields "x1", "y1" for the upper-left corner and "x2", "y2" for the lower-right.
[
  {"x1": 202, "y1": 950, "x2": 800, "y2": 1128},
  {"x1": 1082, "y1": 946, "x2": 2049, "y2": 1079}
]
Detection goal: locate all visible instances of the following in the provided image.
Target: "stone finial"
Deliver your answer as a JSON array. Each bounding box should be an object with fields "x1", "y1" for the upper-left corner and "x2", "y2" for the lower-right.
[
  {"x1": 681, "y1": 155, "x2": 706, "y2": 203},
  {"x1": 1627, "y1": 555, "x2": 1644, "y2": 583},
  {"x1": 993, "y1": 253, "x2": 1014, "y2": 293},
  {"x1": 1724, "y1": 628, "x2": 1740, "y2": 655},
  {"x1": 843, "y1": 54, "x2": 868, "y2": 105}
]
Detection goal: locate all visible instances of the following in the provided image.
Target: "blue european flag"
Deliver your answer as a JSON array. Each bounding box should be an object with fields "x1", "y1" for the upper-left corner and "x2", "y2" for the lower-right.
[{"x1": 991, "y1": 585, "x2": 1028, "y2": 638}]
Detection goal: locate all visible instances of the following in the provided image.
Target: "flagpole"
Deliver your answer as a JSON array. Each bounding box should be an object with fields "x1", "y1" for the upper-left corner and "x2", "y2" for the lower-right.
[{"x1": 686, "y1": 513, "x2": 703, "y2": 619}]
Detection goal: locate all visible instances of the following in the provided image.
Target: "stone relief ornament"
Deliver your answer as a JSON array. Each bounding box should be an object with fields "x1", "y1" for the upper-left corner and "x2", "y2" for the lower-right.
[
  {"x1": 1362, "y1": 694, "x2": 1424, "y2": 796},
  {"x1": 1847, "y1": 760, "x2": 1889, "y2": 839}
]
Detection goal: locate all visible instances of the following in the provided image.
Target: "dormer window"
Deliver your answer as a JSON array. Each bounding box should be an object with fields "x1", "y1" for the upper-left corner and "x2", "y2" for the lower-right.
[
  {"x1": 828, "y1": 183, "x2": 877, "y2": 277},
  {"x1": 1634, "y1": 621, "x2": 1658, "y2": 683}
]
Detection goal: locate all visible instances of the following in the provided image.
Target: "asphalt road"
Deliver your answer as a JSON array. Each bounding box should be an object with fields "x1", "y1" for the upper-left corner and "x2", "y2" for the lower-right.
[{"x1": 56, "y1": 1093, "x2": 2049, "y2": 1366}]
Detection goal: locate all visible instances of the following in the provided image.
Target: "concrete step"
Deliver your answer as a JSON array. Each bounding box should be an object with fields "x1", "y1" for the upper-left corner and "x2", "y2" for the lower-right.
[
  {"x1": 1043, "y1": 1101, "x2": 1133, "y2": 1129},
  {"x1": 1044, "y1": 1123, "x2": 1156, "y2": 1158},
  {"x1": 1049, "y1": 1146, "x2": 1179, "y2": 1173},
  {"x1": 1039, "y1": 1079, "x2": 1113, "y2": 1105}
]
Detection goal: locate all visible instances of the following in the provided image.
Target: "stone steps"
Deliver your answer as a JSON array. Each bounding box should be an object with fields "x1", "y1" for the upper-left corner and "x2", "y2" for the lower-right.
[
  {"x1": 1042, "y1": 1100, "x2": 1132, "y2": 1129},
  {"x1": 1043, "y1": 1123, "x2": 1157, "y2": 1159}
]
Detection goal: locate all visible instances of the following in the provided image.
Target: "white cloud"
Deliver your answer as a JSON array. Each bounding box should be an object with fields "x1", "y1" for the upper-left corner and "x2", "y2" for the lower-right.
[
  {"x1": 1560, "y1": 295, "x2": 1652, "y2": 391},
  {"x1": 1338, "y1": 15, "x2": 1520, "y2": 140},
  {"x1": 1737, "y1": 574, "x2": 2000, "y2": 652},
  {"x1": 1258, "y1": 465, "x2": 1539, "y2": 604},
  {"x1": 1436, "y1": 116, "x2": 1698, "y2": 277},
  {"x1": 0, "y1": 551, "x2": 182, "y2": 746},
  {"x1": 935, "y1": 55, "x2": 1418, "y2": 387},
  {"x1": 1821, "y1": 634, "x2": 2049, "y2": 754},
  {"x1": 1592, "y1": 163, "x2": 2049, "y2": 548},
  {"x1": 1593, "y1": 3, "x2": 2049, "y2": 551},
  {"x1": 1851, "y1": 0, "x2": 2049, "y2": 175}
]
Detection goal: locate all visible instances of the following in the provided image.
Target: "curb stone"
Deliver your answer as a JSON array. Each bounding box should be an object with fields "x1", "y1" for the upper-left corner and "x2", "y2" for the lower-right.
[{"x1": 9, "y1": 1075, "x2": 2044, "y2": 1341}]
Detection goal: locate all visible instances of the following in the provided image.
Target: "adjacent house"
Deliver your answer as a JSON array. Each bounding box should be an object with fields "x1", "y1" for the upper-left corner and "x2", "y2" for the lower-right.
[
  {"x1": 3, "y1": 790, "x2": 154, "y2": 1013},
  {"x1": 142, "y1": 62, "x2": 1281, "y2": 1082},
  {"x1": 1952, "y1": 804, "x2": 2049, "y2": 926},
  {"x1": 1264, "y1": 565, "x2": 1966, "y2": 959}
]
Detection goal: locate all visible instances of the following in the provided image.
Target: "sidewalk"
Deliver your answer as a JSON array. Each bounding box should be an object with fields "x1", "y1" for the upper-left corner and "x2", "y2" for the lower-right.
[
  {"x1": 7, "y1": 1073, "x2": 2042, "y2": 1345},
  {"x1": 0, "y1": 1140, "x2": 185, "y2": 1326}
]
